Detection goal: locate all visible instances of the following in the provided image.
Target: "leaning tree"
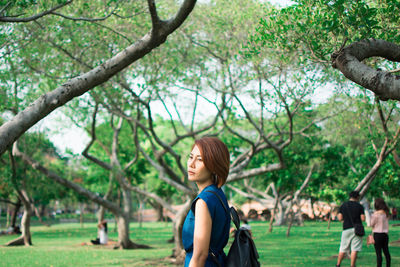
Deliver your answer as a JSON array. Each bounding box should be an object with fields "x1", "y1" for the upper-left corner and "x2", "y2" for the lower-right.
[
  {"x1": 0, "y1": 0, "x2": 198, "y2": 248},
  {"x1": 0, "y1": 0, "x2": 198, "y2": 155}
]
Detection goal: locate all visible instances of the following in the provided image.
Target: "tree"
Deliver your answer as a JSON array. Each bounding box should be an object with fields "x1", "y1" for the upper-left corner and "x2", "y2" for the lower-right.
[
  {"x1": 248, "y1": 0, "x2": 400, "y2": 98},
  {"x1": 0, "y1": 0, "x2": 198, "y2": 155},
  {"x1": 332, "y1": 39, "x2": 400, "y2": 101},
  {"x1": 248, "y1": 0, "x2": 400, "y2": 199},
  {"x1": 4, "y1": 132, "x2": 66, "y2": 246}
]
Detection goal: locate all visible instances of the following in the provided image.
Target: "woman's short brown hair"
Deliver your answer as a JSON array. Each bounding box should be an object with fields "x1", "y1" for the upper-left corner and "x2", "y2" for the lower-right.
[
  {"x1": 374, "y1": 198, "x2": 390, "y2": 217},
  {"x1": 194, "y1": 136, "x2": 230, "y2": 187}
]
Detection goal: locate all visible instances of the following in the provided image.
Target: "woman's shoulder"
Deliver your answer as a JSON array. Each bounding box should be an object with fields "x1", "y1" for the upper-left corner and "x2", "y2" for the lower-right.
[
  {"x1": 373, "y1": 210, "x2": 386, "y2": 216},
  {"x1": 199, "y1": 185, "x2": 220, "y2": 200}
]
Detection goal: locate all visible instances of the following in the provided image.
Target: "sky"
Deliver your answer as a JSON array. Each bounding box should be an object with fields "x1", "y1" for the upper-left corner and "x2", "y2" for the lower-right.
[{"x1": 264, "y1": 0, "x2": 295, "y2": 7}]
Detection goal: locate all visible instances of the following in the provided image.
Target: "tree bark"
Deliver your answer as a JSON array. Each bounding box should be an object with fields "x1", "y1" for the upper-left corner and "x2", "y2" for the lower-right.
[
  {"x1": 79, "y1": 203, "x2": 84, "y2": 228},
  {"x1": 5, "y1": 208, "x2": 32, "y2": 246},
  {"x1": 268, "y1": 196, "x2": 279, "y2": 233},
  {"x1": 10, "y1": 199, "x2": 21, "y2": 228},
  {"x1": 115, "y1": 214, "x2": 150, "y2": 249},
  {"x1": 327, "y1": 205, "x2": 333, "y2": 230},
  {"x1": 331, "y1": 38, "x2": 400, "y2": 101},
  {"x1": 6, "y1": 204, "x2": 11, "y2": 228},
  {"x1": 33, "y1": 204, "x2": 50, "y2": 227},
  {"x1": 286, "y1": 208, "x2": 294, "y2": 237},
  {"x1": 6, "y1": 190, "x2": 32, "y2": 246},
  {"x1": 171, "y1": 200, "x2": 191, "y2": 264}
]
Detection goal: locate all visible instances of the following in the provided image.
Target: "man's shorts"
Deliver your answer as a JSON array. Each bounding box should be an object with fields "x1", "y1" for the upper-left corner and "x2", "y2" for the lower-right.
[{"x1": 339, "y1": 228, "x2": 362, "y2": 253}]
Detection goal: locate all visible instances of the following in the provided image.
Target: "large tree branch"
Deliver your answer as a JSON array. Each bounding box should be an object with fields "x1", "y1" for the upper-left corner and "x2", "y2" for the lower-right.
[
  {"x1": 0, "y1": 0, "x2": 197, "y2": 156},
  {"x1": 137, "y1": 144, "x2": 194, "y2": 196},
  {"x1": 243, "y1": 183, "x2": 274, "y2": 201},
  {"x1": 331, "y1": 39, "x2": 400, "y2": 101},
  {"x1": 225, "y1": 184, "x2": 268, "y2": 204},
  {"x1": 12, "y1": 143, "x2": 122, "y2": 214},
  {"x1": 0, "y1": 198, "x2": 18, "y2": 205},
  {"x1": 125, "y1": 185, "x2": 177, "y2": 214},
  {"x1": 82, "y1": 104, "x2": 113, "y2": 170},
  {"x1": 8, "y1": 149, "x2": 30, "y2": 209},
  {"x1": 227, "y1": 162, "x2": 285, "y2": 183},
  {"x1": 293, "y1": 165, "x2": 314, "y2": 201}
]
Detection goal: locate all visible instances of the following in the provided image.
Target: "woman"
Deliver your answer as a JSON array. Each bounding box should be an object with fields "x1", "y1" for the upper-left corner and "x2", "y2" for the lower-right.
[
  {"x1": 371, "y1": 198, "x2": 391, "y2": 267},
  {"x1": 182, "y1": 137, "x2": 231, "y2": 267},
  {"x1": 99, "y1": 220, "x2": 108, "y2": 245},
  {"x1": 90, "y1": 220, "x2": 108, "y2": 245}
]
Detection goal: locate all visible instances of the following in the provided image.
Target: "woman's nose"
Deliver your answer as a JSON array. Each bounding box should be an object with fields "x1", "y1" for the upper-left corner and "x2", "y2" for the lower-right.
[{"x1": 188, "y1": 158, "x2": 195, "y2": 167}]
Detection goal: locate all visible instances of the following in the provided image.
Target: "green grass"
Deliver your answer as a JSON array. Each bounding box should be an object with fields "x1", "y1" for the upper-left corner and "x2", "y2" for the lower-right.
[
  {"x1": 0, "y1": 221, "x2": 399, "y2": 266},
  {"x1": 252, "y1": 221, "x2": 399, "y2": 266}
]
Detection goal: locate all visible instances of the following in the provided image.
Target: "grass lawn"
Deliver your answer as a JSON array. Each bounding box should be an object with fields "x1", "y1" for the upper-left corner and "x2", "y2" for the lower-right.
[{"x1": 0, "y1": 220, "x2": 399, "y2": 266}]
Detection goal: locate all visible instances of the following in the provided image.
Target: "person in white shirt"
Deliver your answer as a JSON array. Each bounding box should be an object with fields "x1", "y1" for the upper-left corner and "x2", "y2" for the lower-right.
[{"x1": 90, "y1": 220, "x2": 108, "y2": 245}]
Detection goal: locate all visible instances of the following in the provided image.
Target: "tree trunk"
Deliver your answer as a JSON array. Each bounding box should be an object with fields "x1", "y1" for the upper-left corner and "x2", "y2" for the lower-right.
[
  {"x1": 6, "y1": 204, "x2": 11, "y2": 228},
  {"x1": 79, "y1": 203, "x2": 84, "y2": 228},
  {"x1": 294, "y1": 208, "x2": 304, "y2": 226},
  {"x1": 171, "y1": 200, "x2": 191, "y2": 264},
  {"x1": 97, "y1": 205, "x2": 106, "y2": 223},
  {"x1": 286, "y1": 210, "x2": 294, "y2": 237},
  {"x1": 10, "y1": 199, "x2": 21, "y2": 228},
  {"x1": 138, "y1": 197, "x2": 145, "y2": 228},
  {"x1": 274, "y1": 201, "x2": 286, "y2": 226},
  {"x1": 115, "y1": 214, "x2": 150, "y2": 249},
  {"x1": 6, "y1": 202, "x2": 32, "y2": 246},
  {"x1": 39, "y1": 204, "x2": 46, "y2": 217},
  {"x1": 327, "y1": 205, "x2": 332, "y2": 230},
  {"x1": 150, "y1": 201, "x2": 165, "y2": 222},
  {"x1": 114, "y1": 187, "x2": 150, "y2": 249},
  {"x1": 33, "y1": 204, "x2": 50, "y2": 227},
  {"x1": 361, "y1": 198, "x2": 371, "y2": 227},
  {"x1": 310, "y1": 198, "x2": 316, "y2": 220},
  {"x1": 268, "y1": 199, "x2": 278, "y2": 233}
]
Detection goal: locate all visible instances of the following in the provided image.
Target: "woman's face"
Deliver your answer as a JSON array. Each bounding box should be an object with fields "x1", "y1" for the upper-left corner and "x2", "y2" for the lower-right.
[{"x1": 187, "y1": 145, "x2": 212, "y2": 185}]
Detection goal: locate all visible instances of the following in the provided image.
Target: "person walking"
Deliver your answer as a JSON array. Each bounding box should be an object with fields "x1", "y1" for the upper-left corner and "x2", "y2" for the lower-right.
[
  {"x1": 336, "y1": 191, "x2": 365, "y2": 267},
  {"x1": 182, "y1": 137, "x2": 231, "y2": 267},
  {"x1": 371, "y1": 198, "x2": 391, "y2": 267}
]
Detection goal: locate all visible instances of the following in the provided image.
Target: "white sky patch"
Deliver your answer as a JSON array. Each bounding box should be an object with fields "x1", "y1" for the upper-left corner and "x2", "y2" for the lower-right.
[
  {"x1": 265, "y1": 0, "x2": 295, "y2": 7},
  {"x1": 31, "y1": 109, "x2": 89, "y2": 155}
]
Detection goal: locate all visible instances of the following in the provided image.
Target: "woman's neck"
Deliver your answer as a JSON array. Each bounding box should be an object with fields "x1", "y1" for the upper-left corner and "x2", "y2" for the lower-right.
[{"x1": 196, "y1": 180, "x2": 214, "y2": 192}]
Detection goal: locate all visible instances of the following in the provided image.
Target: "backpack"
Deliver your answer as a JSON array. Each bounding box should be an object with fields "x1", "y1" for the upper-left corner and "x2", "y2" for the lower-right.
[{"x1": 207, "y1": 191, "x2": 261, "y2": 267}]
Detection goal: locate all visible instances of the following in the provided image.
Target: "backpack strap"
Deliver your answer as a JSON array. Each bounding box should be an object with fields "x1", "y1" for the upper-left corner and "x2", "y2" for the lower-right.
[
  {"x1": 206, "y1": 190, "x2": 240, "y2": 229},
  {"x1": 205, "y1": 190, "x2": 237, "y2": 267}
]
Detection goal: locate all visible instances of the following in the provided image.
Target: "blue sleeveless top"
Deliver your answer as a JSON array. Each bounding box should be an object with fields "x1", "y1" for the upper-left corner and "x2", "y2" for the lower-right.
[{"x1": 182, "y1": 184, "x2": 230, "y2": 267}]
